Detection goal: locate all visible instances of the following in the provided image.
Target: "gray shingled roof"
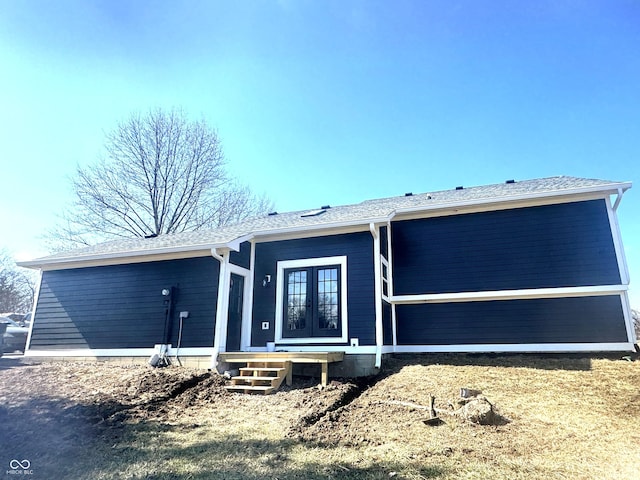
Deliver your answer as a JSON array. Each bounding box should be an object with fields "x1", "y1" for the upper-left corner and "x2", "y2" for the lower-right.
[{"x1": 23, "y1": 176, "x2": 630, "y2": 266}]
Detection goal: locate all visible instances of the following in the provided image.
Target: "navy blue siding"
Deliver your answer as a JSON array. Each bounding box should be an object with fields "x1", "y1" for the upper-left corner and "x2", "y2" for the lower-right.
[
  {"x1": 382, "y1": 300, "x2": 393, "y2": 345},
  {"x1": 392, "y1": 200, "x2": 620, "y2": 295},
  {"x1": 252, "y1": 232, "x2": 375, "y2": 347},
  {"x1": 30, "y1": 257, "x2": 219, "y2": 350},
  {"x1": 396, "y1": 296, "x2": 627, "y2": 345},
  {"x1": 230, "y1": 241, "x2": 251, "y2": 269}
]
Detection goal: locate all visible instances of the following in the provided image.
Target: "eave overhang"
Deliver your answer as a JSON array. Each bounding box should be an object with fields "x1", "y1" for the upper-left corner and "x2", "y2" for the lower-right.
[{"x1": 18, "y1": 180, "x2": 631, "y2": 271}]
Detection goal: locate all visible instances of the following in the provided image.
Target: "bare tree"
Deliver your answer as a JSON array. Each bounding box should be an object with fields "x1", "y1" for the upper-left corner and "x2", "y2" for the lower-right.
[
  {"x1": 0, "y1": 250, "x2": 36, "y2": 313},
  {"x1": 633, "y1": 309, "x2": 639, "y2": 340},
  {"x1": 47, "y1": 108, "x2": 272, "y2": 250}
]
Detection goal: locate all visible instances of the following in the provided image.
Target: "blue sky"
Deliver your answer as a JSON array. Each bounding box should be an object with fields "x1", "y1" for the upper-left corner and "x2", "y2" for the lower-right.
[{"x1": 1, "y1": 1, "x2": 639, "y2": 306}]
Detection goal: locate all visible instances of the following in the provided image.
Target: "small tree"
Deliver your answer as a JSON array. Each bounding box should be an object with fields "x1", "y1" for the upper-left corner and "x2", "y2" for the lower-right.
[
  {"x1": 0, "y1": 250, "x2": 36, "y2": 313},
  {"x1": 48, "y1": 108, "x2": 271, "y2": 250},
  {"x1": 632, "y1": 309, "x2": 639, "y2": 340}
]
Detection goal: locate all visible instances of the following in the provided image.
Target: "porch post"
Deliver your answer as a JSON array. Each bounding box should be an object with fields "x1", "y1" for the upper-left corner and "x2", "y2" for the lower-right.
[{"x1": 211, "y1": 247, "x2": 230, "y2": 370}]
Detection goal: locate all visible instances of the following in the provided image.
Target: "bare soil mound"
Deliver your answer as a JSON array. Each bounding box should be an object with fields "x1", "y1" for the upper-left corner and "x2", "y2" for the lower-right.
[{"x1": 2, "y1": 354, "x2": 638, "y2": 479}]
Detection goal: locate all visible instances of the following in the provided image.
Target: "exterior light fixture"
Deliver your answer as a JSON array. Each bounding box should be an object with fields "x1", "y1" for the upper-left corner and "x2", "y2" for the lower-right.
[
  {"x1": 162, "y1": 288, "x2": 171, "y2": 296},
  {"x1": 262, "y1": 275, "x2": 271, "y2": 287}
]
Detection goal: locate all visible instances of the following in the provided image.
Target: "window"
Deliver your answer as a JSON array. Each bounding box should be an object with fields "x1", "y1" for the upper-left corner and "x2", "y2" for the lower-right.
[
  {"x1": 381, "y1": 257, "x2": 390, "y2": 300},
  {"x1": 275, "y1": 256, "x2": 348, "y2": 343}
]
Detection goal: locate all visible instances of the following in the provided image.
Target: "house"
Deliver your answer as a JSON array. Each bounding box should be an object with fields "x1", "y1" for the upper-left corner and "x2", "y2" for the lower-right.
[{"x1": 18, "y1": 176, "x2": 636, "y2": 378}]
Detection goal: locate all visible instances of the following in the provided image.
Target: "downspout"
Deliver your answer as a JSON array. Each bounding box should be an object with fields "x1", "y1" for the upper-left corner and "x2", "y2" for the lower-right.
[
  {"x1": 370, "y1": 223, "x2": 383, "y2": 369},
  {"x1": 211, "y1": 248, "x2": 229, "y2": 370}
]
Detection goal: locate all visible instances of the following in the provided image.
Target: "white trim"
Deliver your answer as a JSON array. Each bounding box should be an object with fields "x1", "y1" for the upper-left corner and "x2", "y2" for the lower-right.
[
  {"x1": 228, "y1": 233, "x2": 254, "y2": 252},
  {"x1": 23, "y1": 269, "x2": 42, "y2": 353},
  {"x1": 390, "y1": 285, "x2": 627, "y2": 305},
  {"x1": 380, "y1": 256, "x2": 390, "y2": 302},
  {"x1": 612, "y1": 187, "x2": 625, "y2": 211},
  {"x1": 241, "y1": 240, "x2": 256, "y2": 351},
  {"x1": 253, "y1": 224, "x2": 372, "y2": 244},
  {"x1": 225, "y1": 264, "x2": 252, "y2": 353},
  {"x1": 274, "y1": 256, "x2": 349, "y2": 344},
  {"x1": 370, "y1": 223, "x2": 383, "y2": 368},
  {"x1": 245, "y1": 345, "x2": 377, "y2": 354},
  {"x1": 391, "y1": 192, "x2": 616, "y2": 223},
  {"x1": 391, "y1": 182, "x2": 631, "y2": 221},
  {"x1": 387, "y1": 221, "x2": 398, "y2": 347},
  {"x1": 24, "y1": 347, "x2": 215, "y2": 357},
  {"x1": 605, "y1": 196, "x2": 630, "y2": 285},
  {"x1": 19, "y1": 246, "x2": 219, "y2": 270},
  {"x1": 211, "y1": 248, "x2": 230, "y2": 368},
  {"x1": 393, "y1": 343, "x2": 636, "y2": 353},
  {"x1": 213, "y1": 248, "x2": 252, "y2": 358},
  {"x1": 621, "y1": 292, "x2": 637, "y2": 344}
]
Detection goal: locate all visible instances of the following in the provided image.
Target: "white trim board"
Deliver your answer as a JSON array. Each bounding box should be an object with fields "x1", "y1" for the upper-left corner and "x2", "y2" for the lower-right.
[
  {"x1": 245, "y1": 345, "x2": 377, "y2": 354},
  {"x1": 390, "y1": 285, "x2": 628, "y2": 304},
  {"x1": 20, "y1": 247, "x2": 216, "y2": 271},
  {"x1": 274, "y1": 256, "x2": 349, "y2": 344},
  {"x1": 605, "y1": 196, "x2": 630, "y2": 285},
  {"x1": 391, "y1": 185, "x2": 630, "y2": 222},
  {"x1": 393, "y1": 343, "x2": 636, "y2": 353},
  {"x1": 24, "y1": 270, "x2": 42, "y2": 352},
  {"x1": 24, "y1": 347, "x2": 215, "y2": 357}
]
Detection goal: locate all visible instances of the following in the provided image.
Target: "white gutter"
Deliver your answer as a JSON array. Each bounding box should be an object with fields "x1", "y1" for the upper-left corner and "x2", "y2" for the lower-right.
[
  {"x1": 250, "y1": 215, "x2": 394, "y2": 239},
  {"x1": 391, "y1": 181, "x2": 632, "y2": 218},
  {"x1": 17, "y1": 242, "x2": 229, "y2": 269}
]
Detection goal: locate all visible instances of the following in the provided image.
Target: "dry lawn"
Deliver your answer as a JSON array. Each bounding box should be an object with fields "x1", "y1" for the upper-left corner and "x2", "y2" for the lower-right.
[{"x1": 0, "y1": 354, "x2": 639, "y2": 479}]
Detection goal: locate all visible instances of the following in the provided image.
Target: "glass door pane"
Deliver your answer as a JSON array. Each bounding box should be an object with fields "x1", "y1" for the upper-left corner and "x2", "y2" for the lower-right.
[
  {"x1": 316, "y1": 267, "x2": 340, "y2": 333},
  {"x1": 283, "y1": 268, "x2": 311, "y2": 337}
]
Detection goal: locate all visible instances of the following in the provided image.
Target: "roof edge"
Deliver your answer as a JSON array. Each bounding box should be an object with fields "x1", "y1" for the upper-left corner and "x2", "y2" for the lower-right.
[
  {"x1": 17, "y1": 242, "x2": 227, "y2": 270},
  {"x1": 19, "y1": 179, "x2": 631, "y2": 270},
  {"x1": 392, "y1": 181, "x2": 632, "y2": 217}
]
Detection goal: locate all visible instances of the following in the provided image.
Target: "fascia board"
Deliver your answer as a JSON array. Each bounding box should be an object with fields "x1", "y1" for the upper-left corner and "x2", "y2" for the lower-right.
[
  {"x1": 251, "y1": 215, "x2": 393, "y2": 241},
  {"x1": 17, "y1": 243, "x2": 228, "y2": 270},
  {"x1": 391, "y1": 182, "x2": 632, "y2": 219},
  {"x1": 227, "y1": 233, "x2": 254, "y2": 252}
]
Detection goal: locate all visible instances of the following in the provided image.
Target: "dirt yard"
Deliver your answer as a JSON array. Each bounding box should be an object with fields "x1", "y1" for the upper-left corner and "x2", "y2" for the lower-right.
[{"x1": 0, "y1": 354, "x2": 639, "y2": 479}]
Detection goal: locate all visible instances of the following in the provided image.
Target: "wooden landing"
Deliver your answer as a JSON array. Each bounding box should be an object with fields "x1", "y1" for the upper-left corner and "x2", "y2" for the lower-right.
[{"x1": 219, "y1": 351, "x2": 344, "y2": 390}]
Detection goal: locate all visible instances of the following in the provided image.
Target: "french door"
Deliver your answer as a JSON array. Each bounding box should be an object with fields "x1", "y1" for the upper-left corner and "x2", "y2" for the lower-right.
[{"x1": 282, "y1": 265, "x2": 342, "y2": 338}]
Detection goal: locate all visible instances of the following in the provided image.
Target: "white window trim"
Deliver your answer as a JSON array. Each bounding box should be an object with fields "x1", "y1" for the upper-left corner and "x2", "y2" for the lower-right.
[
  {"x1": 274, "y1": 256, "x2": 348, "y2": 344},
  {"x1": 381, "y1": 256, "x2": 390, "y2": 301}
]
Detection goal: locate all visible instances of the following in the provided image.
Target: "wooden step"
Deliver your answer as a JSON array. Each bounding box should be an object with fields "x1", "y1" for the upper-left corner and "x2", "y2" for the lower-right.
[
  {"x1": 232, "y1": 375, "x2": 280, "y2": 383},
  {"x1": 231, "y1": 377, "x2": 279, "y2": 387},
  {"x1": 225, "y1": 385, "x2": 275, "y2": 394},
  {"x1": 239, "y1": 367, "x2": 286, "y2": 375},
  {"x1": 224, "y1": 360, "x2": 292, "y2": 394}
]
